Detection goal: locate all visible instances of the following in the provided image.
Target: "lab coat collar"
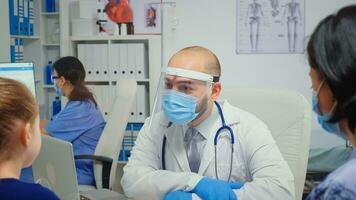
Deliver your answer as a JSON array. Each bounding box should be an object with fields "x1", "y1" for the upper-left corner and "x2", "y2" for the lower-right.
[
  {"x1": 194, "y1": 100, "x2": 240, "y2": 136},
  {"x1": 198, "y1": 100, "x2": 240, "y2": 174},
  {"x1": 193, "y1": 102, "x2": 219, "y2": 140}
]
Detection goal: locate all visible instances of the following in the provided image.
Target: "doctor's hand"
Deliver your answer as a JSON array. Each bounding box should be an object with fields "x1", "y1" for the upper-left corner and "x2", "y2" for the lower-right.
[
  {"x1": 164, "y1": 191, "x2": 192, "y2": 200},
  {"x1": 192, "y1": 177, "x2": 244, "y2": 200}
]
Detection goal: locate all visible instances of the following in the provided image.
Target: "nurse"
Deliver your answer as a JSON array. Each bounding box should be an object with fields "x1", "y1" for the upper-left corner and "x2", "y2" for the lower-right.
[
  {"x1": 41, "y1": 56, "x2": 105, "y2": 186},
  {"x1": 306, "y1": 5, "x2": 356, "y2": 199}
]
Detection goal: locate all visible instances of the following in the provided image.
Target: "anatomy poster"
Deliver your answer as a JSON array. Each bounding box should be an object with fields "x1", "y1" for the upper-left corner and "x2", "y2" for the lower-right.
[
  {"x1": 236, "y1": 0, "x2": 305, "y2": 54},
  {"x1": 130, "y1": 0, "x2": 161, "y2": 34}
]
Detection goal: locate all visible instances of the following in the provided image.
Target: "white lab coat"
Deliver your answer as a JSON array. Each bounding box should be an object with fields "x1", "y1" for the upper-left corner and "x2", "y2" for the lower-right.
[{"x1": 121, "y1": 100, "x2": 295, "y2": 200}]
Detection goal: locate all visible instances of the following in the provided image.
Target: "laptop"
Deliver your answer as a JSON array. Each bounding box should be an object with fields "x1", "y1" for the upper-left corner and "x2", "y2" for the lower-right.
[
  {"x1": 0, "y1": 62, "x2": 36, "y2": 98},
  {"x1": 32, "y1": 136, "x2": 127, "y2": 200}
]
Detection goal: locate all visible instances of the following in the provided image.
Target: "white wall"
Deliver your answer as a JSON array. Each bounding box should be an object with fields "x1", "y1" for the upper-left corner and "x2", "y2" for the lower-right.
[{"x1": 162, "y1": 0, "x2": 356, "y2": 148}]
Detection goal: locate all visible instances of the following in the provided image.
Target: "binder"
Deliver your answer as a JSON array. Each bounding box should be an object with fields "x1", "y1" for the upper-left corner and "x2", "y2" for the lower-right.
[
  {"x1": 127, "y1": 43, "x2": 136, "y2": 78},
  {"x1": 128, "y1": 85, "x2": 137, "y2": 122},
  {"x1": 19, "y1": 38, "x2": 24, "y2": 61},
  {"x1": 15, "y1": 38, "x2": 20, "y2": 62},
  {"x1": 110, "y1": 43, "x2": 121, "y2": 81},
  {"x1": 136, "y1": 85, "x2": 148, "y2": 122},
  {"x1": 10, "y1": 38, "x2": 16, "y2": 62},
  {"x1": 99, "y1": 44, "x2": 109, "y2": 81},
  {"x1": 85, "y1": 44, "x2": 95, "y2": 81},
  {"x1": 91, "y1": 44, "x2": 100, "y2": 81},
  {"x1": 104, "y1": 85, "x2": 111, "y2": 119},
  {"x1": 29, "y1": 0, "x2": 34, "y2": 35},
  {"x1": 118, "y1": 43, "x2": 128, "y2": 78},
  {"x1": 9, "y1": 0, "x2": 19, "y2": 35},
  {"x1": 23, "y1": 0, "x2": 29, "y2": 35},
  {"x1": 135, "y1": 43, "x2": 146, "y2": 80},
  {"x1": 77, "y1": 44, "x2": 86, "y2": 68},
  {"x1": 18, "y1": 0, "x2": 24, "y2": 35}
]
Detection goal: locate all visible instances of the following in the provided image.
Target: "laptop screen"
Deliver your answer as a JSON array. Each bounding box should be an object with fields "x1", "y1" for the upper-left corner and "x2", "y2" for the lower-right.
[{"x1": 0, "y1": 62, "x2": 36, "y2": 98}]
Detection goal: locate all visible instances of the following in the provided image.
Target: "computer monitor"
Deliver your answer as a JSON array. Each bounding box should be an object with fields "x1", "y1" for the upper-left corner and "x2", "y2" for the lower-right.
[{"x1": 0, "y1": 62, "x2": 36, "y2": 98}]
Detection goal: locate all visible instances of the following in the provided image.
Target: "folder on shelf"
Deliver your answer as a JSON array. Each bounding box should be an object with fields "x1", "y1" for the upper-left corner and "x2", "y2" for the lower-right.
[
  {"x1": 77, "y1": 44, "x2": 86, "y2": 67},
  {"x1": 97, "y1": 85, "x2": 110, "y2": 121},
  {"x1": 110, "y1": 43, "x2": 121, "y2": 81},
  {"x1": 98, "y1": 44, "x2": 109, "y2": 81},
  {"x1": 104, "y1": 85, "x2": 111, "y2": 120},
  {"x1": 127, "y1": 43, "x2": 136, "y2": 78},
  {"x1": 129, "y1": 87, "x2": 137, "y2": 122},
  {"x1": 85, "y1": 44, "x2": 95, "y2": 81},
  {"x1": 136, "y1": 85, "x2": 148, "y2": 122},
  {"x1": 10, "y1": 38, "x2": 16, "y2": 62},
  {"x1": 23, "y1": 0, "x2": 29, "y2": 35},
  {"x1": 90, "y1": 44, "x2": 99, "y2": 81},
  {"x1": 19, "y1": 38, "x2": 24, "y2": 61},
  {"x1": 135, "y1": 43, "x2": 146, "y2": 80},
  {"x1": 15, "y1": 38, "x2": 20, "y2": 62},
  {"x1": 29, "y1": 0, "x2": 34, "y2": 35},
  {"x1": 119, "y1": 43, "x2": 128, "y2": 78},
  {"x1": 9, "y1": 0, "x2": 19, "y2": 35},
  {"x1": 18, "y1": 0, "x2": 24, "y2": 35}
]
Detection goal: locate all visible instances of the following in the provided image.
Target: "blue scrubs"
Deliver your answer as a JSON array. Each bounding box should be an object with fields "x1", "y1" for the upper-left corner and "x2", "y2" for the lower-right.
[{"x1": 45, "y1": 100, "x2": 105, "y2": 185}]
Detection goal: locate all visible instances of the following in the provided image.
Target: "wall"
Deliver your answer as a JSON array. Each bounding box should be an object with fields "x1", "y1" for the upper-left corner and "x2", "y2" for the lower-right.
[{"x1": 161, "y1": 0, "x2": 356, "y2": 148}]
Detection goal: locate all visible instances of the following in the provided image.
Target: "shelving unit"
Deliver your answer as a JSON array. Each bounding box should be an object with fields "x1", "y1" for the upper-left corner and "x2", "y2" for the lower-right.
[
  {"x1": 0, "y1": 0, "x2": 62, "y2": 119},
  {"x1": 10, "y1": 35, "x2": 41, "y2": 39},
  {"x1": 68, "y1": 36, "x2": 161, "y2": 122},
  {"x1": 39, "y1": 0, "x2": 61, "y2": 119}
]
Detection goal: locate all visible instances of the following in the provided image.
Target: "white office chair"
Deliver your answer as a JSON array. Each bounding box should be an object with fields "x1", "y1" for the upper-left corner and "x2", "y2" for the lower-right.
[
  {"x1": 76, "y1": 79, "x2": 137, "y2": 191},
  {"x1": 220, "y1": 87, "x2": 311, "y2": 200}
]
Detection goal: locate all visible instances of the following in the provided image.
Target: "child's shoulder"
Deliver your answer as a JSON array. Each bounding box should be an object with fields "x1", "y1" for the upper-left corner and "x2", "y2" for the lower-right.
[{"x1": 0, "y1": 178, "x2": 59, "y2": 200}]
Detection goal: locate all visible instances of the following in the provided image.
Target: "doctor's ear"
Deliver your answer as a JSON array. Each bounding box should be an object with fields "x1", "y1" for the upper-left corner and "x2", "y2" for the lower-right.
[{"x1": 210, "y1": 82, "x2": 222, "y2": 101}]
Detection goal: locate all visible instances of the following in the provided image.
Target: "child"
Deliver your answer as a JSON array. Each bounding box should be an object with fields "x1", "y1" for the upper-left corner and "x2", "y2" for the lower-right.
[{"x1": 0, "y1": 77, "x2": 59, "y2": 199}]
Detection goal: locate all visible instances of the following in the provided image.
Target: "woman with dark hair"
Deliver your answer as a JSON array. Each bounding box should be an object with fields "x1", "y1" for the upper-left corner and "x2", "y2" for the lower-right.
[
  {"x1": 307, "y1": 5, "x2": 356, "y2": 199},
  {"x1": 41, "y1": 56, "x2": 105, "y2": 186}
]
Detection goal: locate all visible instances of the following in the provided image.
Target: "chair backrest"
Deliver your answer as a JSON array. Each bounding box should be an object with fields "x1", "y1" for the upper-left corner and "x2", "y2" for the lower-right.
[
  {"x1": 94, "y1": 79, "x2": 137, "y2": 189},
  {"x1": 220, "y1": 87, "x2": 311, "y2": 200}
]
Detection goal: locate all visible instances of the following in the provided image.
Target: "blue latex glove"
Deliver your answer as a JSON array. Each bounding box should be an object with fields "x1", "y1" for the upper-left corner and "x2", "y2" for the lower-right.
[
  {"x1": 192, "y1": 177, "x2": 244, "y2": 200},
  {"x1": 164, "y1": 191, "x2": 192, "y2": 200}
]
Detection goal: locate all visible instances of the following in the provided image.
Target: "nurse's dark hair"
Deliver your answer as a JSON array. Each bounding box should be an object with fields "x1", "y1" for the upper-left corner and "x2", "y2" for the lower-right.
[
  {"x1": 0, "y1": 77, "x2": 38, "y2": 160},
  {"x1": 307, "y1": 5, "x2": 356, "y2": 133},
  {"x1": 53, "y1": 56, "x2": 97, "y2": 106}
]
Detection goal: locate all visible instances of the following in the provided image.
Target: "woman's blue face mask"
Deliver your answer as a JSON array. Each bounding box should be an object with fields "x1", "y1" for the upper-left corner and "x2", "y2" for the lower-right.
[{"x1": 312, "y1": 80, "x2": 347, "y2": 140}]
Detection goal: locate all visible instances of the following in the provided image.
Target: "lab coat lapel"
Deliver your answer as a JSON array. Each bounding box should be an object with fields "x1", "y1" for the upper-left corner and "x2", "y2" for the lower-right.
[
  {"x1": 166, "y1": 125, "x2": 191, "y2": 172},
  {"x1": 199, "y1": 100, "x2": 240, "y2": 175},
  {"x1": 198, "y1": 120, "x2": 220, "y2": 175}
]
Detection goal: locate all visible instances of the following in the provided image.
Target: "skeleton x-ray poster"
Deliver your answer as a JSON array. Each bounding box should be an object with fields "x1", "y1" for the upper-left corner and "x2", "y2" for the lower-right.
[{"x1": 236, "y1": 0, "x2": 305, "y2": 54}]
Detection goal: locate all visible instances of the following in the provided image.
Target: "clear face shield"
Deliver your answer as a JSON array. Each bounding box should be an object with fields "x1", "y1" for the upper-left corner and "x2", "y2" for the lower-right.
[{"x1": 147, "y1": 67, "x2": 215, "y2": 130}]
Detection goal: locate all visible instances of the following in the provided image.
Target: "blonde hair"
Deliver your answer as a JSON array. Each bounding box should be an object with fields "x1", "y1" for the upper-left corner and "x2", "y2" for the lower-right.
[{"x1": 0, "y1": 77, "x2": 38, "y2": 160}]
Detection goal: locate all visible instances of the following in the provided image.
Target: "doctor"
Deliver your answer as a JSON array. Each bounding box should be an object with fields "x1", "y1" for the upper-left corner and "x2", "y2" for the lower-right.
[{"x1": 121, "y1": 46, "x2": 294, "y2": 200}]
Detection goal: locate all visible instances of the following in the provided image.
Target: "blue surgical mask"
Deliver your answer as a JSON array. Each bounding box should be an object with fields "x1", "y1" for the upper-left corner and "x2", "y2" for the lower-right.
[
  {"x1": 312, "y1": 83, "x2": 347, "y2": 140},
  {"x1": 162, "y1": 90, "x2": 199, "y2": 125},
  {"x1": 54, "y1": 83, "x2": 63, "y2": 96}
]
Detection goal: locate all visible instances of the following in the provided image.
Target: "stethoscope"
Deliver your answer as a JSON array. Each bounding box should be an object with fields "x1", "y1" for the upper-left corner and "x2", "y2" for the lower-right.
[{"x1": 161, "y1": 101, "x2": 235, "y2": 181}]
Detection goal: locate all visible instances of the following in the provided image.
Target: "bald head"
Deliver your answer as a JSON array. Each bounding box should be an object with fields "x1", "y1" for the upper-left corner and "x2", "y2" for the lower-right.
[{"x1": 168, "y1": 46, "x2": 221, "y2": 79}]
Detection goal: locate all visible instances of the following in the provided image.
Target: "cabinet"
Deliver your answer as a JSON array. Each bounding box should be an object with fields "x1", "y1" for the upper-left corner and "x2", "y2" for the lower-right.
[
  {"x1": 0, "y1": 0, "x2": 63, "y2": 119},
  {"x1": 69, "y1": 35, "x2": 161, "y2": 123}
]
